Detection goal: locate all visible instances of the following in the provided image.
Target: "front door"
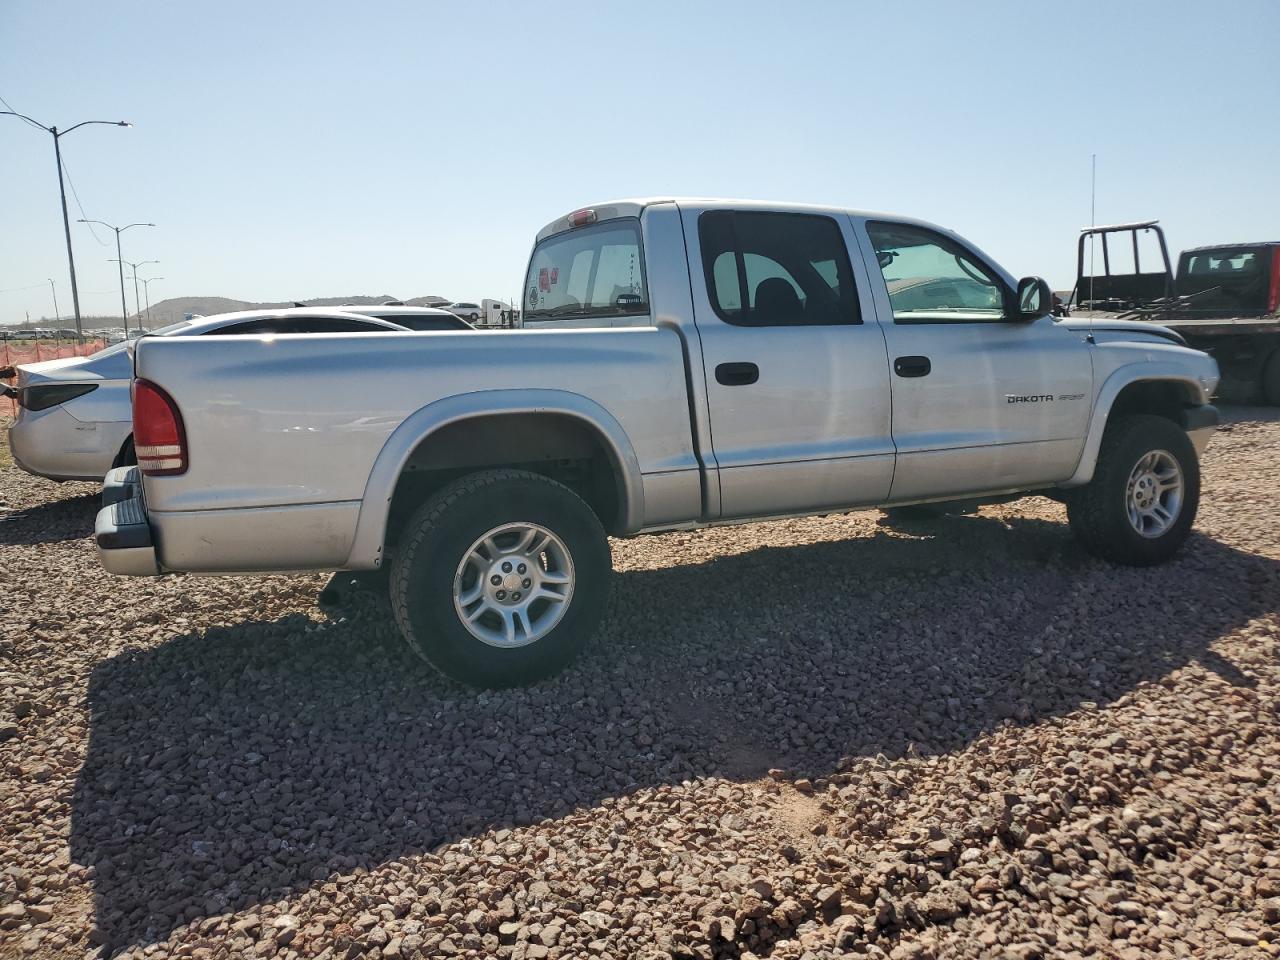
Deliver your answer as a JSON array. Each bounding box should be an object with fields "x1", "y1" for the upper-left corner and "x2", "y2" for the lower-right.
[
  {"x1": 684, "y1": 207, "x2": 896, "y2": 519},
  {"x1": 858, "y1": 219, "x2": 1093, "y2": 501}
]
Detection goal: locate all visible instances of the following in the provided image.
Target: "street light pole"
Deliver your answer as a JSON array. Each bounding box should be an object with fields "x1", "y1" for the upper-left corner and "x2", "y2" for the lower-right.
[
  {"x1": 50, "y1": 130, "x2": 79, "y2": 331},
  {"x1": 81, "y1": 221, "x2": 154, "y2": 337},
  {"x1": 109, "y1": 259, "x2": 159, "y2": 330},
  {"x1": 48, "y1": 279, "x2": 60, "y2": 327},
  {"x1": 138, "y1": 276, "x2": 163, "y2": 328},
  {"x1": 2, "y1": 112, "x2": 131, "y2": 336}
]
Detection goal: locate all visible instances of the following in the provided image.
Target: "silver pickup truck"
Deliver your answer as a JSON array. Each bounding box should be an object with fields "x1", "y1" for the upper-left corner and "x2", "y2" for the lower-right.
[{"x1": 97, "y1": 198, "x2": 1220, "y2": 686}]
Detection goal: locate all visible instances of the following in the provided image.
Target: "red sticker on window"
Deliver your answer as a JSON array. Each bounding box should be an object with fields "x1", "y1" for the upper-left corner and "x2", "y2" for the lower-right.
[
  {"x1": 550, "y1": 267, "x2": 559, "y2": 285},
  {"x1": 538, "y1": 267, "x2": 550, "y2": 292}
]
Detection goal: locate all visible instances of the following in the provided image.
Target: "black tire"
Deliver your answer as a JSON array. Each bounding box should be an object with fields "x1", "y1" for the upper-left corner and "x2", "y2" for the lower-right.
[
  {"x1": 1261, "y1": 348, "x2": 1280, "y2": 406},
  {"x1": 111, "y1": 435, "x2": 136, "y2": 469},
  {"x1": 1066, "y1": 414, "x2": 1200, "y2": 566},
  {"x1": 390, "y1": 469, "x2": 611, "y2": 687}
]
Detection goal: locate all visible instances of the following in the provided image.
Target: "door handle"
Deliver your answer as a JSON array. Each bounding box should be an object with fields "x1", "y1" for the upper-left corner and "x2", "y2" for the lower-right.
[
  {"x1": 893, "y1": 355, "x2": 931, "y2": 378},
  {"x1": 715, "y1": 361, "x2": 760, "y2": 386}
]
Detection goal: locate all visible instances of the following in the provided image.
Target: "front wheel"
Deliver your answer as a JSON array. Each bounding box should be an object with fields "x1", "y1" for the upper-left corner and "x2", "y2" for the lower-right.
[
  {"x1": 390, "y1": 469, "x2": 612, "y2": 687},
  {"x1": 1066, "y1": 414, "x2": 1200, "y2": 566}
]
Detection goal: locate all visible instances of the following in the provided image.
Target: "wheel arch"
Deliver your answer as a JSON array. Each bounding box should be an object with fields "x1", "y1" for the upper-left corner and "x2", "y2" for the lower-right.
[
  {"x1": 1063, "y1": 365, "x2": 1210, "y2": 487},
  {"x1": 343, "y1": 390, "x2": 644, "y2": 568}
]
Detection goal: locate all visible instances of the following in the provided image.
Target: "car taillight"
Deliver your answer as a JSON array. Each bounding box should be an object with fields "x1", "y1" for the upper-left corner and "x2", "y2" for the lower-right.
[
  {"x1": 133, "y1": 379, "x2": 187, "y2": 476},
  {"x1": 569, "y1": 208, "x2": 597, "y2": 227},
  {"x1": 1268, "y1": 247, "x2": 1280, "y2": 314},
  {"x1": 18, "y1": 382, "x2": 98, "y2": 411}
]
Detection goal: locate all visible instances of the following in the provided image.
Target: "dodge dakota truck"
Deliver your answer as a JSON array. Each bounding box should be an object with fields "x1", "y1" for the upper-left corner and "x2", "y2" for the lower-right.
[{"x1": 96, "y1": 198, "x2": 1221, "y2": 687}]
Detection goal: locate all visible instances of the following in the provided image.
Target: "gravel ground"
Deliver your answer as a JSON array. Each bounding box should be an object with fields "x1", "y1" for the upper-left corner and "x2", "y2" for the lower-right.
[{"x1": 1, "y1": 410, "x2": 1278, "y2": 960}]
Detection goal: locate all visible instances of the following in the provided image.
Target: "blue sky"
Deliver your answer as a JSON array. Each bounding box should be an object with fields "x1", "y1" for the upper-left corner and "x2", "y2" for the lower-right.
[{"x1": 3, "y1": 0, "x2": 1278, "y2": 325}]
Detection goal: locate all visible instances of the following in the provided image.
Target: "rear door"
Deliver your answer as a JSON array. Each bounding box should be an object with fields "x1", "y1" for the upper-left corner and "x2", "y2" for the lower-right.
[
  {"x1": 683, "y1": 205, "x2": 895, "y2": 519},
  {"x1": 857, "y1": 218, "x2": 1092, "y2": 501}
]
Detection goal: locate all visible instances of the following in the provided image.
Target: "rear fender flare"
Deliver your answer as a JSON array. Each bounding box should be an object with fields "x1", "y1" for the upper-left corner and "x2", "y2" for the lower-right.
[{"x1": 344, "y1": 389, "x2": 644, "y2": 568}]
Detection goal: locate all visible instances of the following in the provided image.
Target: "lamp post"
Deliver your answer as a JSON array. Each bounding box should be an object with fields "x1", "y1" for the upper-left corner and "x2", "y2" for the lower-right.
[
  {"x1": 80, "y1": 220, "x2": 154, "y2": 337},
  {"x1": 48, "y1": 279, "x2": 60, "y2": 327},
  {"x1": 110, "y1": 258, "x2": 159, "y2": 327},
  {"x1": 138, "y1": 276, "x2": 164, "y2": 329},
  {"x1": 1, "y1": 111, "x2": 131, "y2": 335}
]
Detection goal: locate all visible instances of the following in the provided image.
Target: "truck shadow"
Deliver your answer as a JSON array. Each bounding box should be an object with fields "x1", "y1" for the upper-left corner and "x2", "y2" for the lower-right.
[
  {"x1": 69, "y1": 514, "x2": 1278, "y2": 952},
  {"x1": 0, "y1": 490, "x2": 98, "y2": 545}
]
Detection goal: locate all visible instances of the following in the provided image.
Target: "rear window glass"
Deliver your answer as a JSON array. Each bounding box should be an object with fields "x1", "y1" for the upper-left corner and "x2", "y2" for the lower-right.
[
  {"x1": 383, "y1": 315, "x2": 468, "y2": 330},
  {"x1": 524, "y1": 219, "x2": 648, "y2": 321},
  {"x1": 1182, "y1": 249, "x2": 1262, "y2": 276}
]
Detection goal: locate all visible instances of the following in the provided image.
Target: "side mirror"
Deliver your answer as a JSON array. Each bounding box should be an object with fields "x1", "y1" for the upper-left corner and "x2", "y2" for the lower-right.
[{"x1": 1016, "y1": 276, "x2": 1053, "y2": 320}]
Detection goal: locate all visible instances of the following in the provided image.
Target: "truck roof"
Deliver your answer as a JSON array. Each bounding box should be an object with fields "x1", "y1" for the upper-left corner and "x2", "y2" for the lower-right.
[
  {"x1": 536, "y1": 197, "x2": 963, "y2": 243},
  {"x1": 1180, "y1": 241, "x2": 1280, "y2": 254}
]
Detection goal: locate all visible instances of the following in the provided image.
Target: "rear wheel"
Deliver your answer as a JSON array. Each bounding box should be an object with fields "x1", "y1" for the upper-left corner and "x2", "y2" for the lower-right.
[
  {"x1": 1261, "y1": 348, "x2": 1280, "y2": 406},
  {"x1": 1066, "y1": 414, "x2": 1200, "y2": 566},
  {"x1": 390, "y1": 469, "x2": 611, "y2": 687}
]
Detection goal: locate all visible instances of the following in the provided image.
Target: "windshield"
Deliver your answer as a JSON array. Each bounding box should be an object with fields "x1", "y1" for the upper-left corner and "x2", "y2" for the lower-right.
[{"x1": 523, "y1": 219, "x2": 648, "y2": 321}]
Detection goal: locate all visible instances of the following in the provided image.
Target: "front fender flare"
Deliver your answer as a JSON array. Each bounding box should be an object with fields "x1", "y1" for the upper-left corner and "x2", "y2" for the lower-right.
[
  {"x1": 1062, "y1": 362, "x2": 1211, "y2": 487},
  {"x1": 343, "y1": 389, "x2": 645, "y2": 568}
]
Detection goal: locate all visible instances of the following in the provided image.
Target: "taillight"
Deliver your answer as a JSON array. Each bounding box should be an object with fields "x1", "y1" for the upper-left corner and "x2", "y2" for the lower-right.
[
  {"x1": 569, "y1": 208, "x2": 597, "y2": 227},
  {"x1": 1268, "y1": 247, "x2": 1280, "y2": 314},
  {"x1": 18, "y1": 382, "x2": 97, "y2": 411},
  {"x1": 133, "y1": 379, "x2": 187, "y2": 476}
]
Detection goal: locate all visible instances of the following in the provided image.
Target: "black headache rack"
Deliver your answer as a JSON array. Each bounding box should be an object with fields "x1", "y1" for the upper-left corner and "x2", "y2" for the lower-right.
[
  {"x1": 1071, "y1": 220, "x2": 1175, "y2": 312},
  {"x1": 1073, "y1": 223, "x2": 1280, "y2": 324}
]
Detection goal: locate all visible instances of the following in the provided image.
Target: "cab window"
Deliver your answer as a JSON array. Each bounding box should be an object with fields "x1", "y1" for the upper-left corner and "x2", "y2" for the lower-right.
[
  {"x1": 699, "y1": 211, "x2": 860, "y2": 326},
  {"x1": 866, "y1": 222, "x2": 1009, "y2": 323}
]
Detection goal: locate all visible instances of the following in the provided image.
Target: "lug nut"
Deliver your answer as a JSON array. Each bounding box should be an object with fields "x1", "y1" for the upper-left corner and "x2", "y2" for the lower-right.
[
  {"x1": 512, "y1": 591, "x2": 522, "y2": 601},
  {"x1": 502, "y1": 561, "x2": 513, "y2": 573},
  {"x1": 490, "y1": 575, "x2": 502, "y2": 586},
  {"x1": 522, "y1": 578, "x2": 531, "y2": 589},
  {"x1": 517, "y1": 563, "x2": 527, "y2": 574},
  {"x1": 496, "y1": 589, "x2": 507, "y2": 600}
]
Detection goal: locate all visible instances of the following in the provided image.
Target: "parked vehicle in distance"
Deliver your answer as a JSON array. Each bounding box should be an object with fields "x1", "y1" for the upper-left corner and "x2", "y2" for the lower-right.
[
  {"x1": 443, "y1": 301, "x2": 482, "y2": 321},
  {"x1": 1071, "y1": 221, "x2": 1280, "y2": 404},
  {"x1": 98, "y1": 198, "x2": 1220, "y2": 688},
  {"x1": 339, "y1": 304, "x2": 474, "y2": 331},
  {"x1": 4, "y1": 308, "x2": 428, "y2": 482}
]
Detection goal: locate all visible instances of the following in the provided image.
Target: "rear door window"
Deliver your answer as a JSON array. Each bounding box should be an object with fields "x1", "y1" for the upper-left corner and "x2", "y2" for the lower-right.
[
  {"x1": 698, "y1": 211, "x2": 860, "y2": 326},
  {"x1": 524, "y1": 220, "x2": 648, "y2": 322}
]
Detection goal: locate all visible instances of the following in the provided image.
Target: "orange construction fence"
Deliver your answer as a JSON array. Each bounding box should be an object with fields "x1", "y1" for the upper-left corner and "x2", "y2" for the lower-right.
[{"x1": 1, "y1": 338, "x2": 107, "y2": 417}]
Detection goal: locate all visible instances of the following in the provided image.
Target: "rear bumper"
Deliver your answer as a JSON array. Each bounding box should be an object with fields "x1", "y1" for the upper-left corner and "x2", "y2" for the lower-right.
[
  {"x1": 1180, "y1": 403, "x2": 1219, "y2": 457},
  {"x1": 96, "y1": 466, "x2": 161, "y2": 576}
]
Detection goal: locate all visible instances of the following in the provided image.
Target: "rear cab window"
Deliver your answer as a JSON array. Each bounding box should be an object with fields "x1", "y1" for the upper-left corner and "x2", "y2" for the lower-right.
[{"x1": 523, "y1": 219, "x2": 648, "y2": 325}]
